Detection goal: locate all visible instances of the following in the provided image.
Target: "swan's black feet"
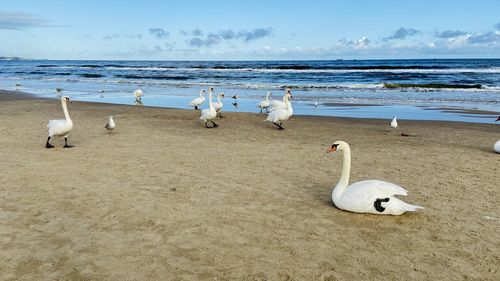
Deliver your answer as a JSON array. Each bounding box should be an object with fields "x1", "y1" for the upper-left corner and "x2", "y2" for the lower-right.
[
  {"x1": 274, "y1": 122, "x2": 284, "y2": 130},
  {"x1": 63, "y1": 137, "x2": 73, "y2": 148},
  {"x1": 218, "y1": 113, "x2": 224, "y2": 118},
  {"x1": 194, "y1": 106, "x2": 199, "y2": 110},
  {"x1": 212, "y1": 121, "x2": 218, "y2": 127},
  {"x1": 46, "y1": 137, "x2": 54, "y2": 148}
]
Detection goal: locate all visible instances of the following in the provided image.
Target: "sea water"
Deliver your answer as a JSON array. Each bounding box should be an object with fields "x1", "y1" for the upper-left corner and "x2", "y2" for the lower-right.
[{"x1": 1, "y1": 59, "x2": 499, "y2": 123}]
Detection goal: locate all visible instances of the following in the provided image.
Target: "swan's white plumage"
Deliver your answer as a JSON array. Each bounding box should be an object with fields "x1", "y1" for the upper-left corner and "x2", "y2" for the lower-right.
[
  {"x1": 213, "y1": 92, "x2": 224, "y2": 113},
  {"x1": 47, "y1": 96, "x2": 73, "y2": 137},
  {"x1": 329, "y1": 141, "x2": 423, "y2": 215},
  {"x1": 494, "y1": 140, "x2": 500, "y2": 153},
  {"x1": 200, "y1": 89, "x2": 216, "y2": 124},
  {"x1": 189, "y1": 89, "x2": 206, "y2": 108},
  {"x1": 257, "y1": 92, "x2": 272, "y2": 112},
  {"x1": 265, "y1": 91, "x2": 292, "y2": 126},
  {"x1": 269, "y1": 89, "x2": 293, "y2": 116}
]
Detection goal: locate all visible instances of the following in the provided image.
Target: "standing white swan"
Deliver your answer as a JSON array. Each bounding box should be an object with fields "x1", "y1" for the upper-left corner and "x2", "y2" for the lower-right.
[
  {"x1": 105, "y1": 116, "x2": 116, "y2": 134},
  {"x1": 391, "y1": 115, "x2": 398, "y2": 132},
  {"x1": 327, "y1": 141, "x2": 423, "y2": 215},
  {"x1": 257, "y1": 91, "x2": 272, "y2": 114},
  {"x1": 46, "y1": 96, "x2": 74, "y2": 148},
  {"x1": 213, "y1": 92, "x2": 225, "y2": 118},
  {"x1": 134, "y1": 88, "x2": 143, "y2": 102},
  {"x1": 189, "y1": 89, "x2": 206, "y2": 110},
  {"x1": 265, "y1": 90, "x2": 292, "y2": 129},
  {"x1": 200, "y1": 88, "x2": 218, "y2": 128}
]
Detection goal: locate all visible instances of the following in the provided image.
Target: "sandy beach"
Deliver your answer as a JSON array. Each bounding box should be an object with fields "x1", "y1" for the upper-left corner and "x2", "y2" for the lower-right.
[{"x1": 0, "y1": 90, "x2": 499, "y2": 280}]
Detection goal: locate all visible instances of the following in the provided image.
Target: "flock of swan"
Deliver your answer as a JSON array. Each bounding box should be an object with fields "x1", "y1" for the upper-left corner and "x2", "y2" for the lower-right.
[
  {"x1": 189, "y1": 87, "x2": 294, "y2": 129},
  {"x1": 44, "y1": 88, "x2": 499, "y2": 215}
]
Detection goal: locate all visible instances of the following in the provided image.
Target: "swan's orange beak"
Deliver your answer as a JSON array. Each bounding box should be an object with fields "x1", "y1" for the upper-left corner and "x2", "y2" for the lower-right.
[{"x1": 327, "y1": 146, "x2": 337, "y2": 153}]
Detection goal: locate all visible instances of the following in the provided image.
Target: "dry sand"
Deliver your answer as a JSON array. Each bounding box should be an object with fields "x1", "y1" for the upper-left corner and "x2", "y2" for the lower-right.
[{"x1": 0, "y1": 90, "x2": 499, "y2": 280}]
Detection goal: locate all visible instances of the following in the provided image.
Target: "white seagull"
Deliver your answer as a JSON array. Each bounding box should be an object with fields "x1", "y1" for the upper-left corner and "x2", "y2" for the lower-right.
[
  {"x1": 188, "y1": 89, "x2": 206, "y2": 110},
  {"x1": 327, "y1": 141, "x2": 423, "y2": 215},
  {"x1": 46, "y1": 96, "x2": 74, "y2": 148},
  {"x1": 134, "y1": 88, "x2": 143, "y2": 102},
  {"x1": 200, "y1": 88, "x2": 218, "y2": 128},
  {"x1": 391, "y1": 116, "x2": 398, "y2": 133},
  {"x1": 105, "y1": 116, "x2": 116, "y2": 134}
]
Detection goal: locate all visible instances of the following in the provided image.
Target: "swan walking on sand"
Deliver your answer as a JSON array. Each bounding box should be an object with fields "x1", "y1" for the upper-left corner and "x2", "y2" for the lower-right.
[
  {"x1": 326, "y1": 141, "x2": 423, "y2": 215},
  {"x1": 391, "y1": 116, "x2": 398, "y2": 133},
  {"x1": 189, "y1": 89, "x2": 206, "y2": 110},
  {"x1": 213, "y1": 92, "x2": 225, "y2": 118},
  {"x1": 105, "y1": 116, "x2": 116, "y2": 134},
  {"x1": 200, "y1": 88, "x2": 218, "y2": 128},
  {"x1": 265, "y1": 90, "x2": 292, "y2": 129},
  {"x1": 46, "y1": 96, "x2": 74, "y2": 148},
  {"x1": 257, "y1": 91, "x2": 272, "y2": 114},
  {"x1": 134, "y1": 88, "x2": 143, "y2": 102}
]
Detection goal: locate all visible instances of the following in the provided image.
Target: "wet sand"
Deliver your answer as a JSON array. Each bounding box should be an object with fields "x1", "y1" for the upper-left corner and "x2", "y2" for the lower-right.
[{"x1": 0, "y1": 90, "x2": 499, "y2": 280}]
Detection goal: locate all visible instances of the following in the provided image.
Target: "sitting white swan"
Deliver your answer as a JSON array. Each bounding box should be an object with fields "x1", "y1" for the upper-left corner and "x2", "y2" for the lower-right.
[
  {"x1": 327, "y1": 141, "x2": 423, "y2": 215},
  {"x1": 105, "y1": 116, "x2": 116, "y2": 134},
  {"x1": 257, "y1": 91, "x2": 272, "y2": 114},
  {"x1": 213, "y1": 92, "x2": 225, "y2": 118},
  {"x1": 46, "y1": 96, "x2": 74, "y2": 148},
  {"x1": 265, "y1": 90, "x2": 292, "y2": 130},
  {"x1": 494, "y1": 140, "x2": 500, "y2": 153},
  {"x1": 189, "y1": 89, "x2": 206, "y2": 110},
  {"x1": 200, "y1": 88, "x2": 218, "y2": 128},
  {"x1": 134, "y1": 88, "x2": 143, "y2": 102}
]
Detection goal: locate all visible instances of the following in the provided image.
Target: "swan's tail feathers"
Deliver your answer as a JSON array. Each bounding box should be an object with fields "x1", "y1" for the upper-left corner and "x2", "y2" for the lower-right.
[{"x1": 402, "y1": 202, "x2": 424, "y2": 212}]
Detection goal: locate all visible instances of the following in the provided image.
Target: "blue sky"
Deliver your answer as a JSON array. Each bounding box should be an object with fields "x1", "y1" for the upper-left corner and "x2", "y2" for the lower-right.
[{"x1": 1, "y1": 0, "x2": 499, "y2": 60}]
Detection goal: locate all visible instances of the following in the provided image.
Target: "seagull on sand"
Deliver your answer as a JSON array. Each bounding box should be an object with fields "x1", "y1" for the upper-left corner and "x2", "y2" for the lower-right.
[
  {"x1": 105, "y1": 116, "x2": 116, "y2": 134},
  {"x1": 390, "y1": 116, "x2": 398, "y2": 133}
]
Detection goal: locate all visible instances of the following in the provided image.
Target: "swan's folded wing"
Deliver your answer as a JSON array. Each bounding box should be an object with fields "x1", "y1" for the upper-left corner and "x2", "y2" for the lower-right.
[
  {"x1": 348, "y1": 180, "x2": 408, "y2": 197},
  {"x1": 47, "y1": 119, "x2": 65, "y2": 128}
]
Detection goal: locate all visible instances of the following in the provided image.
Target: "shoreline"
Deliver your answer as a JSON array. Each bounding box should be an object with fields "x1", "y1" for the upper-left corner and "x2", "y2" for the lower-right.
[
  {"x1": 1, "y1": 89, "x2": 498, "y2": 125},
  {"x1": 0, "y1": 89, "x2": 499, "y2": 280}
]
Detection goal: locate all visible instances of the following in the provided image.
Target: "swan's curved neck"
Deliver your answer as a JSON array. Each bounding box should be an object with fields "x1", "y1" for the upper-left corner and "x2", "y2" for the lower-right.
[
  {"x1": 332, "y1": 146, "x2": 351, "y2": 202},
  {"x1": 265, "y1": 92, "x2": 270, "y2": 101},
  {"x1": 61, "y1": 100, "x2": 71, "y2": 123},
  {"x1": 200, "y1": 91, "x2": 204, "y2": 98},
  {"x1": 217, "y1": 94, "x2": 222, "y2": 103},
  {"x1": 209, "y1": 91, "x2": 214, "y2": 109}
]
